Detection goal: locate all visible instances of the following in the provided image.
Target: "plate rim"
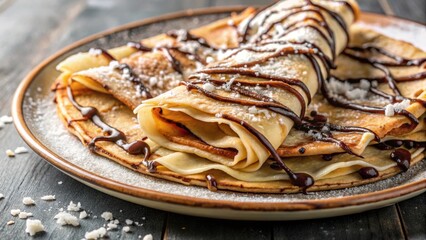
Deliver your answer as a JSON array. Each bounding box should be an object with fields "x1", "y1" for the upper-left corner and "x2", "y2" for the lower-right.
[{"x1": 11, "y1": 7, "x2": 426, "y2": 212}]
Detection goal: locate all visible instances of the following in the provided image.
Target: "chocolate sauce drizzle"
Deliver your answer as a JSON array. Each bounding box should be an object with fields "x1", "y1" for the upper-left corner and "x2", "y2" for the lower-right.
[
  {"x1": 66, "y1": 82, "x2": 152, "y2": 169},
  {"x1": 205, "y1": 174, "x2": 218, "y2": 191},
  {"x1": 358, "y1": 167, "x2": 379, "y2": 179},
  {"x1": 321, "y1": 44, "x2": 426, "y2": 127},
  {"x1": 222, "y1": 114, "x2": 314, "y2": 192},
  {"x1": 390, "y1": 148, "x2": 411, "y2": 172}
]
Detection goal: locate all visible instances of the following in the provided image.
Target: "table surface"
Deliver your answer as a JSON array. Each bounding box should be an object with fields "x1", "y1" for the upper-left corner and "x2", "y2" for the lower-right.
[{"x1": 0, "y1": 0, "x2": 425, "y2": 239}]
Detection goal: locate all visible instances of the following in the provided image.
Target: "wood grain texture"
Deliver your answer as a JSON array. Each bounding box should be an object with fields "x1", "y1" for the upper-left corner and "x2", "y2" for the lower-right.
[
  {"x1": 273, "y1": 206, "x2": 405, "y2": 240},
  {"x1": 0, "y1": 0, "x2": 424, "y2": 239}
]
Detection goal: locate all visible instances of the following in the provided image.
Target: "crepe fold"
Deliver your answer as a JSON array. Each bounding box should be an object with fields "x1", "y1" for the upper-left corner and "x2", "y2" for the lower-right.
[{"x1": 135, "y1": 0, "x2": 359, "y2": 172}]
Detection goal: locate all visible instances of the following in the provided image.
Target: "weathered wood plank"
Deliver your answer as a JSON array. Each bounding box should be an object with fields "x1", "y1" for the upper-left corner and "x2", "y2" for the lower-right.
[
  {"x1": 273, "y1": 206, "x2": 405, "y2": 240},
  {"x1": 397, "y1": 193, "x2": 426, "y2": 239},
  {"x1": 164, "y1": 213, "x2": 271, "y2": 240}
]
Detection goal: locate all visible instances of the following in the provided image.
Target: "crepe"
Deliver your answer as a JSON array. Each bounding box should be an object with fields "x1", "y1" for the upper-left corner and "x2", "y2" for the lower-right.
[
  {"x1": 53, "y1": 0, "x2": 426, "y2": 193},
  {"x1": 54, "y1": 80, "x2": 425, "y2": 193},
  {"x1": 135, "y1": 0, "x2": 359, "y2": 180},
  {"x1": 278, "y1": 25, "x2": 426, "y2": 157}
]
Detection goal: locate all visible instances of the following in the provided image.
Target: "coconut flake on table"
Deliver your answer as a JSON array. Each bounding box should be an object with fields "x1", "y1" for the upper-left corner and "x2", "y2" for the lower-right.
[
  {"x1": 54, "y1": 212, "x2": 80, "y2": 226},
  {"x1": 143, "y1": 234, "x2": 153, "y2": 240},
  {"x1": 0, "y1": 115, "x2": 13, "y2": 124},
  {"x1": 0, "y1": 193, "x2": 4, "y2": 199},
  {"x1": 384, "y1": 99, "x2": 411, "y2": 117},
  {"x1": 122, "y1": 226, "x2": 131, "y2": 233},
  {"x1": 14, "y1": 147, "x2": 29, "y2": 154},
  {"x1": 40, "y1": 195, "x2": 56, "y2": 201},
  {"x1": 7, "y1": 220, "x2": 15, "y2": 225},
  {"x1": 25, "y1": 219, "x2": 45, "y2": 236},
  {"x1": 85, "y1": 227, "x2": 107, "y2": 239},
  {"x1": 125, "y1": 219, "x2": 133, "y2": 225},
  {"x1": 107, "y1": 221, "x2": 118, "y2": 231},
  {"x1": 67, "y1": 201, "x2": 82, "y2": 212},
  {"x1": 58, "y1": 181, "x2": 63, "y2": 185},
  {"x1": 23, "y1": 197, "x2": 36, "y2": 205},
  {"x1": 19, "y1": 212, "x2": 33, "y2": 219},
  {"x1": 79, "y1": 211, "x2": 88, "y2": 219},
  {"x1": 5, "y1": 149, "x2": 15, "y2": 157},
  {"x1": 11, "y1": 209, "x2": 21, "y2": 216},
  {"x1": 100, "y1": 211, "x2": 113, "y2": 221}
]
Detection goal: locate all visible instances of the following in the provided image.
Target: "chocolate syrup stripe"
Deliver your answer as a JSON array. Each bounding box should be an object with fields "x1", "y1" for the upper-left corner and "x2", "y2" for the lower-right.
[
  {"x1": 240, "y1": 0, "x2": 279, "y2": 43},
  {"x1": 276, "y1": 17, "x2": 335, "y2": 51},
  {"x1": 222, "y1": 47, "x2": 329, "y2": 92},
  {"x1": 258, "y1": 40, "x2": 335, "y2": 68},
  {"x1": 338, "y1": 46, "x2": 426, "y2": 111},
  {"x1": 182, "y1": 81, "x2": 302, "y2": 126},
  {"x1": 66, "y1": 83, "x2": 151, "y2": 162},
  {"x1": 127, "y1": 41, "x2": 207, "y2": 72},
  {"x1": 166, "y1": 30, "x2": 219, "y2": 50},
  {"x1": 345, "y1": 45, "x2": 426, "y2": 67},
  {"x1": 198, "y1": 68, "x2": 312, "y2": 103},
  {"x1": 221, "y1": 114, "x2": 315, "y2": 191},
  {"x1": 189, "y1": 76, "x2": 307, "y2": 118}
]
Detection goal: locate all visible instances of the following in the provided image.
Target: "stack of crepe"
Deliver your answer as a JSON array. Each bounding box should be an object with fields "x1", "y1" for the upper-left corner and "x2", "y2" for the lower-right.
[{"x1": 53, "y1": 0, "x2": 426, "y2": 193}]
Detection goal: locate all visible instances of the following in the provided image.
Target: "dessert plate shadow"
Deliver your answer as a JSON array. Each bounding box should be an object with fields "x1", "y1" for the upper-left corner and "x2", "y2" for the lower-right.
[{"x1": 12, "y1": 7, "x2": 426, "y2": 220}]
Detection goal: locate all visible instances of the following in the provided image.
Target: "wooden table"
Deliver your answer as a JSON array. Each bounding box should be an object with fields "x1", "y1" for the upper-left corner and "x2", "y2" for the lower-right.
[{"x1": 0, "y1": 0, "x2": 424, "y2": 239}]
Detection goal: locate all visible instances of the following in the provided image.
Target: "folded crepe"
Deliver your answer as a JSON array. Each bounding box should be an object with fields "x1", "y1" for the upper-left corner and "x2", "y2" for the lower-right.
[
  {"x1": 134, "y1": 0, "x2": 359, "y2": 189},
  {"x1": 53, "y1": 0, "x2": 426, "y2": 193}
]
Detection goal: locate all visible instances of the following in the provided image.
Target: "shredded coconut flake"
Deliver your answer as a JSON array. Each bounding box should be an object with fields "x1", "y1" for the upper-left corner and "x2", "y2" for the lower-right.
[
  {"x1": 88, "y1": 48, "x2": 103, "y2": 56},
  {"x1": 14, "y1": 147, "x2": 29, "y2": 154},
  {"x1": 0, "y1": 115, "x2": 13, "y2": 123},
  {"x1": 23, "y1": 197, "x2": 35, "y2": 205},
  {"x1": 19, "y1": 212, "x2": 33, "y2": 219},
  {"x1": 85, "y1": 227, "x2": 107, "y2": 239},
  {"x1": 109, "y1": 60, "x2": 120, "y2": 69},
  {"x1": 7, "y1": 220, "x2": 15, "y2": 225},
  {"x1": 11, "y1": 209, "x2": 21, "y2": 216},
  {"x1": 40, "y1": 195, "x2": 56, "y2": 201},
  {"x1": 125, "y1": 219, "x2": 133, "y2": 225},
  {"x1": 79, "y1": 211, "x2": 88, "y2": 219},
  {"x1": 206, "y1": 56, "x2": 214, "y2": 63},
  {"x1": 0, "y1": 193, "x2": 4, "y2": 199},
  {"x1": 25, "y1": 219, "x2": 45, "y2": 236},
  {"x1": 54, "y1": 212, "x2": 79, "y2": 226},
  {"x1": 385, "y1": 99, "x2": 410, "y2": 117},
  {"x1": 202, "y1": 82, "x2": 216, "y2": 92},
  {"x1": 6, "y1": 149, "x2": 15, "y2": 157},
  {"x1": 107, "y1": 222, "x2": 118, "y2": 231},
  {"x1": 100, "y1": 211, "x2": 113, "y2": 221},
  {"x1": 67, "y1": 201, "x2": 81, "y2": 212},
  {"x1": 143, "y1": 234, "x2": 153, "y2": 240},
  {"x1": 123, "y1": 226, "x2": 131, "y2": 233}
]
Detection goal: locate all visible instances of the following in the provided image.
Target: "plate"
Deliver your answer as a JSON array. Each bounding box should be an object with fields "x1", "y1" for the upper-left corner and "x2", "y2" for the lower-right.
[{"x1": 12, "y1": 7, "x2": 426, "y2": 220}]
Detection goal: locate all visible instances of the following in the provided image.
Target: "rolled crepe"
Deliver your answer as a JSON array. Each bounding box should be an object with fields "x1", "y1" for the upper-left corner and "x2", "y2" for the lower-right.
[{"x1": 135, "y1": 0, "x2": 359, "y2": 172}]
